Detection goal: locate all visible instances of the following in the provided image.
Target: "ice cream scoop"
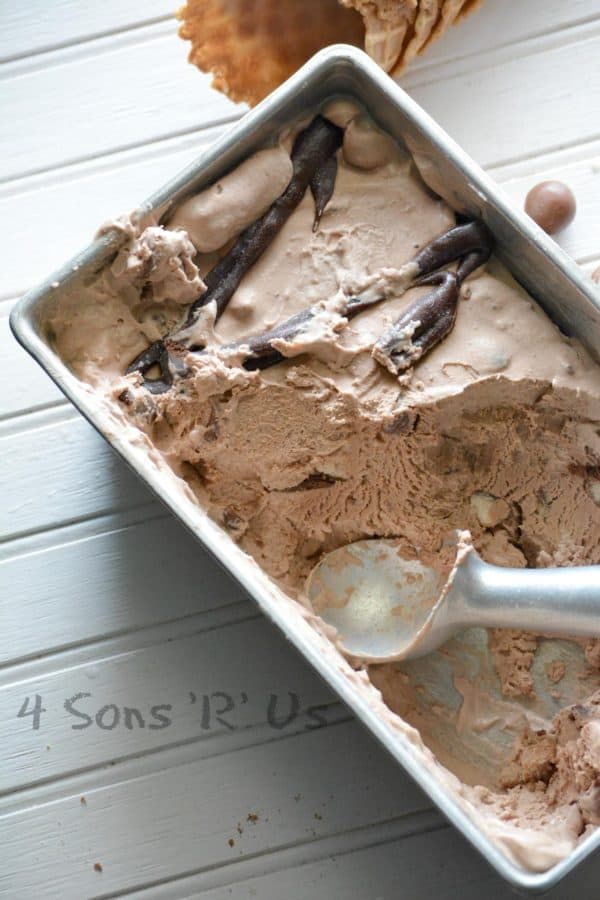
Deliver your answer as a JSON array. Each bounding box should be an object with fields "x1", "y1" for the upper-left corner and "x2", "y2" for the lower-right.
[{"x1": 306, "y1": 539, "x2": 600, "y2": 662}]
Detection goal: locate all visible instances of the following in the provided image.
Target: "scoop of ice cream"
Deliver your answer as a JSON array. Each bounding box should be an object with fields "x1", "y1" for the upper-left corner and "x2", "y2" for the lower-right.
[
  {"x1": 108, "y1": 225, "x2": 205, "y2": 305},
  {"x1": 321, "y1": 98, "x2": 362, "y2": 130},
  {"x1": 168, "y1": 147, "x2": 293, "y2": 253},
  {"x1": 342, "y1": 114, "x2": 403, "y2": 170},
  {"x1": 499, "y1": 693, "x2": 600, "y2": 825}
]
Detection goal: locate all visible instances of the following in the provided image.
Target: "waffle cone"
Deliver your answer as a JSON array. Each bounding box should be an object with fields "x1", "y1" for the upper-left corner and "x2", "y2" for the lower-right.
[
  {"x1": 400, "y1": 0, "x2": 440, "y2": 66},
  {"x1": 338, "y1": 1, "x2": 417, "y2": 73},
  {"x1": 423, "y1": 1, "x2": 480, "y2": 52},
  {"x1": 177, "y1": 0, "x2": 366, "y2": 107},
  {"x1": 177, "y1": 0, "x2": 483, "y2": 106}
]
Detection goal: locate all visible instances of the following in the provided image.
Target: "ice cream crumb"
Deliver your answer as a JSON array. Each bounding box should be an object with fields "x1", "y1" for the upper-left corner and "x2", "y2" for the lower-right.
[{"x1": 546, "y1": 660, "x2": 566, "y2": 684}]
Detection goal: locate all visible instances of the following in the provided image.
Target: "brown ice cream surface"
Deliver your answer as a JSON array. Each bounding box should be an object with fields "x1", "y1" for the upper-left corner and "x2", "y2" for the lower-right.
[{"x1": 49, "y1": 103, "x2": 600, "y2": 872}]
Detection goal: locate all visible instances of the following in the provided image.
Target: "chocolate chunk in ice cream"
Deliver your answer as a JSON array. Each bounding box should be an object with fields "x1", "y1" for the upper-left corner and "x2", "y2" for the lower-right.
[
  {"x1": 215, "y1": 220, "x2": 493, "y2": 372},
  {"x1": 372, "y1": 269, "x2": 460, "y2": 374},
  {"x1": 127, "y1": 115, "x2": 344, "y2": 390},
  {"x1": 372, "y1": 224, "x2": 493, "y2": 375},
  {"x1": 310, "y1": 154, "x2": 338, "y2": 231}
]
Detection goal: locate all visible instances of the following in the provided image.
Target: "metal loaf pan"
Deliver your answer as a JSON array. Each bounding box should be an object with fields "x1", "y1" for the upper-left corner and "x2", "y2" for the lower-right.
[{"x1": 11, "y1": 45, "x2": 600, "y2": 892}]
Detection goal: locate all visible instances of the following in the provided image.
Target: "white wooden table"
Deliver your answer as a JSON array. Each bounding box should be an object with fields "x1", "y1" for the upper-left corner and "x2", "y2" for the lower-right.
[{"x1": 2, "y1": 2, "x2": 600, "y2": 897}]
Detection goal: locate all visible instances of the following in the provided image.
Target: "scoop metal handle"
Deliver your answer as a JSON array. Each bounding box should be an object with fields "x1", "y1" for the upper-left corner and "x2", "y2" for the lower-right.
[
  {"x1": 306, "y1": 539, "x2": 600, "y2": 662},
  {"x1": 453, "y1": 552, "x2": 600, "y2": 636}
]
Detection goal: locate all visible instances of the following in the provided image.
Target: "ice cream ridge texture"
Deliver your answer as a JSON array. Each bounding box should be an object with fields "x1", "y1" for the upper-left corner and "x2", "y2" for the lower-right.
[{"x1": 51, "y1": 102, "x2": 600, "y2": 872}]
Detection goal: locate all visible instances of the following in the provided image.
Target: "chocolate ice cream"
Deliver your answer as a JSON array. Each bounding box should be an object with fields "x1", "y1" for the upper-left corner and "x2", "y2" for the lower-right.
[{"x1": 48, "y1": 101, "x2": 600, "y2": 872}]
